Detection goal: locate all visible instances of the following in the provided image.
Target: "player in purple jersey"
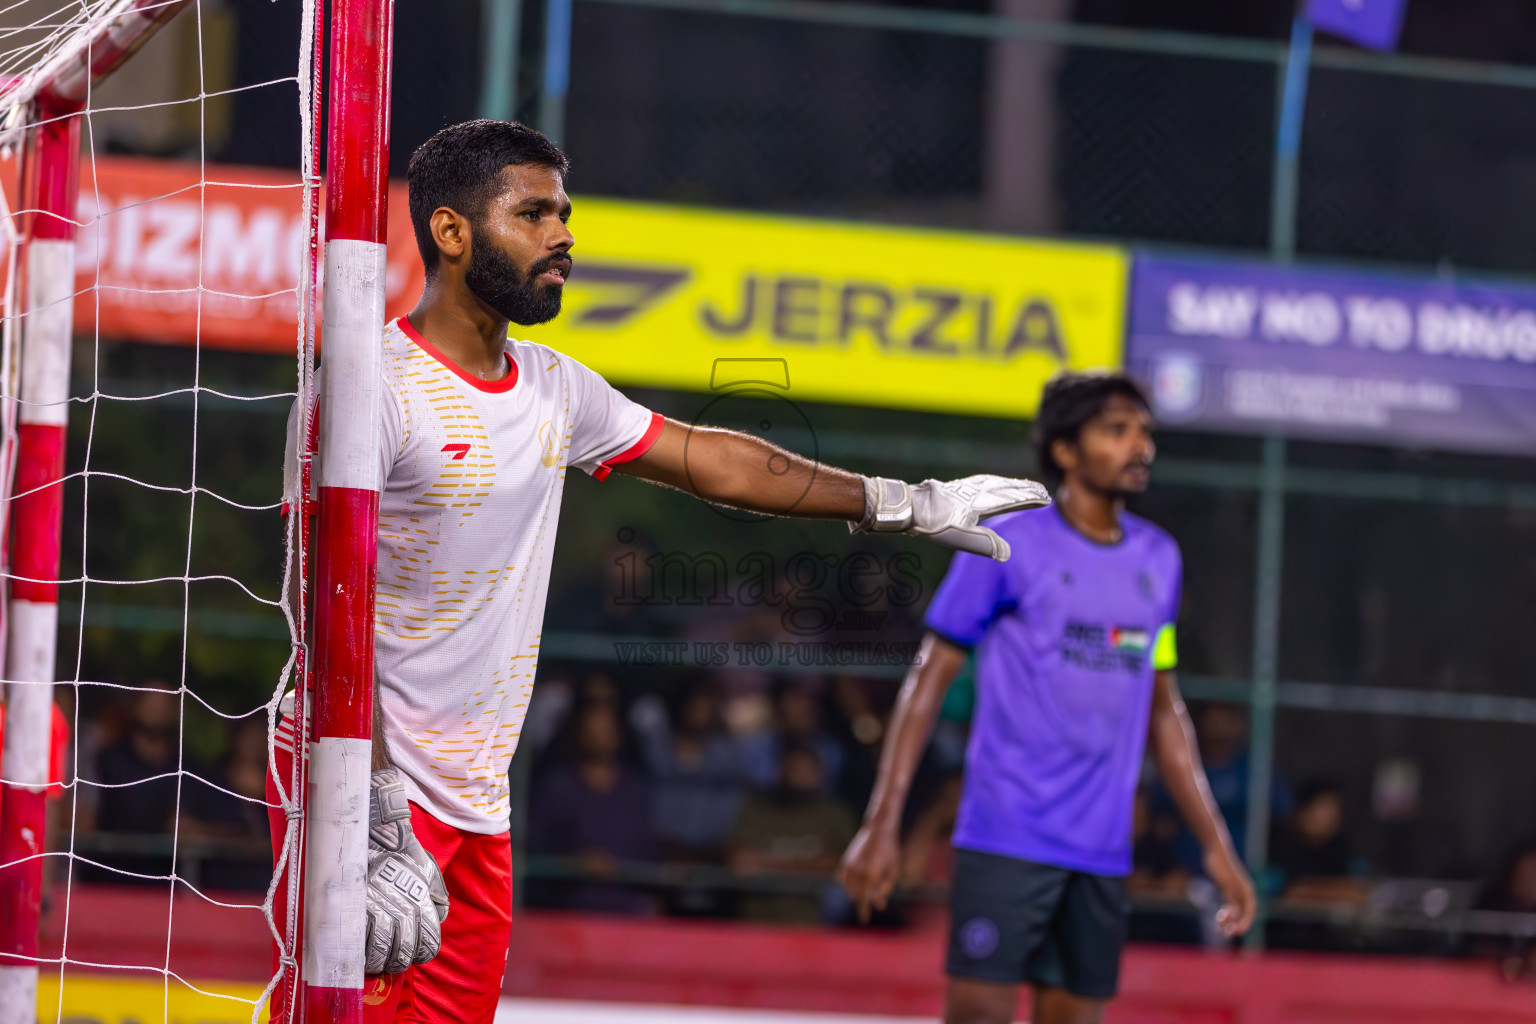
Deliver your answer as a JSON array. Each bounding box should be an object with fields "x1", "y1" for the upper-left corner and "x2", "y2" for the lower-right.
[{"x1": 838, "y1": 373, "x2": 1255, "y2": 1024}]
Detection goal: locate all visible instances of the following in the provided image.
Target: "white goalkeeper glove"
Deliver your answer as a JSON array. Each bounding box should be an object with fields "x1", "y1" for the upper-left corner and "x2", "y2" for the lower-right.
[
  {"x1": 364, "y1": 768, "x2": 450, "y2": 975},
  {"x1": 851, "y1": 474, "x2": 1051, "y2": 561}
]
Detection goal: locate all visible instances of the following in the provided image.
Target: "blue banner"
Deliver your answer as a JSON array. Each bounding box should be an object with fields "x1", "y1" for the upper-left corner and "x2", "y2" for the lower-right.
[
  {"x1": 1306, "y1": 0, "x2": 1408, "y2": 52},
  {"x1": 1127, "y1": 254, "x2": 1536, "y2": 455}
]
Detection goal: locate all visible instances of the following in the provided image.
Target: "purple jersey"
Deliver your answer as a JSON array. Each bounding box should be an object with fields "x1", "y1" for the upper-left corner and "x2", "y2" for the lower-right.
[{"x1": 924, "y1": 506, "x2": 1182, "y2": 876}]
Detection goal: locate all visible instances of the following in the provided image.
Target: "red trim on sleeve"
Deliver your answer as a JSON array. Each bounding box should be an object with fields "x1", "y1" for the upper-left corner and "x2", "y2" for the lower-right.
[
  {"x1": 593, "y1": 412, "x2": 665, "y2": 481},
  {"x1": 395, "y1": 316, "x2": 519, "y2": 394}
]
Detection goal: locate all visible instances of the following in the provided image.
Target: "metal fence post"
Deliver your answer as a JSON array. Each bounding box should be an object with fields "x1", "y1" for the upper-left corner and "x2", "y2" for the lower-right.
[
  {"x1": 1270, "y1": 15, "x2": 1313, "y2": 262},
  {"x1": 1241, "y1": 10, "x2": 1311, "y2": 952},
  {"x1": 1244, "y1": 434, "x2": 1287, "y2": 949},
  {"x1": 480, "y1": 0, "x2": 524, "y2": 122},
  {"x1": 540, "y1": 0, "x2": 573, "y2": 143}
]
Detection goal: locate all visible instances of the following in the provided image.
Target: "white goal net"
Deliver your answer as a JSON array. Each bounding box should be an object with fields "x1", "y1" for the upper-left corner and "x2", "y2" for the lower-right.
[{"x1": 0, "y1": 1, "x2": 324, "y2": 1021}]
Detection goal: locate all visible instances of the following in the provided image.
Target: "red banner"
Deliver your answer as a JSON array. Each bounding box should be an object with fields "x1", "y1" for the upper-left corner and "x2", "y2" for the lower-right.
[{"x1": 5, "y1": 155, "x2": 423, "y2": 353}]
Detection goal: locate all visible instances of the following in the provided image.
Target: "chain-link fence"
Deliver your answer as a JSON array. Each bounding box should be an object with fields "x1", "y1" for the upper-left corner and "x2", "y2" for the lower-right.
[{"x1": 561, "y1": 0, "x2": 1536, "y2": 275}]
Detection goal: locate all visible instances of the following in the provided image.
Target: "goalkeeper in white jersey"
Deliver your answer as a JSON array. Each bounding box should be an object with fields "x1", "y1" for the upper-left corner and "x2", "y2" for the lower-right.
[{"x1": 269, "y1": 118, "x2": 1050, "y2": 1023}]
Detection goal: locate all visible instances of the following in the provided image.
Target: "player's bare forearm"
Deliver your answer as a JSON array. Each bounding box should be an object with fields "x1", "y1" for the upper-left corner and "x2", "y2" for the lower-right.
[
  {"x1": 1147, "y1": 671, "x2": 1234, "y2": 856},
  {"x1": 861, "y1": 633, "x2": 967, "y2": 832},
  {"x1": 618, "y1": 418, "x2": 864, "y2": 519}
]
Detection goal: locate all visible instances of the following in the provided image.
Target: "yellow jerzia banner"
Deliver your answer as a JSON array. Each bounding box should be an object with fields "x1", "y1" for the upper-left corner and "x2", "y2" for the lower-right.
[
  {"x1": 36, "y1": 974, "x2": 268, "y2": 1023},
  {"x1": 528, "y1": 199, "x2": 1129, "y2": 418}
]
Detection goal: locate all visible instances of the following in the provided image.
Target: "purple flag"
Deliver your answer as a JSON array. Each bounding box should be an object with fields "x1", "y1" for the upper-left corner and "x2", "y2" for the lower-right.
[{"x1": 1307, "y1": 0, "x2": 1408, "y2": 52}]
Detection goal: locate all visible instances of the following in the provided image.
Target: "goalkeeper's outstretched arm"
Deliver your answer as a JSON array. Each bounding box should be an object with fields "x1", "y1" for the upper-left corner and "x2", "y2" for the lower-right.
[
  {"x1": 615, "y1": 417, "x2": 865, "y2": 517},
  {"x1": 616, "y1": 418, "x2": 1050, "y2": 561}
]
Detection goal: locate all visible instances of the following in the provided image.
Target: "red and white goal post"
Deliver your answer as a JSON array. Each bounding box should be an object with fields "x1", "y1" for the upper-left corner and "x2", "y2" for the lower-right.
[
  {"x1": 0, "y1": 0, "x2": 397, "y2": 1022},
  {"x1": 303, "y1": 0, "x2": 394, "y2": 1020}
]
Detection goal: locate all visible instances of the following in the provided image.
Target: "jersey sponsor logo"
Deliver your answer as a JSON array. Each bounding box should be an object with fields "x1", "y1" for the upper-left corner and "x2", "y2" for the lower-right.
[
  {"x1": 442, "y1": 443, "x2": 471, "y2": 460},
  {"x1": 1062, "y1": 619, "x2": 1149, "y2": 673},
  {"x1": 537, "y1": 419, "x2": 560, "y2": 467}
]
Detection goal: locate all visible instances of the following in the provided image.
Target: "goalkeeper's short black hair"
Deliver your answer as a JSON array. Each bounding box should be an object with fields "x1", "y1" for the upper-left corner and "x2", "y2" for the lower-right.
[
  {"x1": 1033, "y1": 372, "x2": 1152, "y2": 488},
  {"x1": 407, "y1": 119, "x2": 570, "y2": 275}
]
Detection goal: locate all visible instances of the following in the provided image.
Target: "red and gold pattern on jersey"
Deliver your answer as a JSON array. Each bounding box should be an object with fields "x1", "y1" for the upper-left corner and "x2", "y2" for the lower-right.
[{"x1": 359, "y1": 316, "x2": 657, "y2": 833}]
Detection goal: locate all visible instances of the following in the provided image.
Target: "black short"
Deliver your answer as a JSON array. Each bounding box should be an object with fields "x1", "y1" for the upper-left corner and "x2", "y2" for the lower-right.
[{"x1": 946, "y1": 848, "x2": 1127, "y2": 999}]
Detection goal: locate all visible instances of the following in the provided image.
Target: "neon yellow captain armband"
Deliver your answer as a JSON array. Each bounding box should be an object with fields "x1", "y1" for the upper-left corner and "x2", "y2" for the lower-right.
[{"x1": 1152, "y1": 623, "x2": 1178, "y2": 672}]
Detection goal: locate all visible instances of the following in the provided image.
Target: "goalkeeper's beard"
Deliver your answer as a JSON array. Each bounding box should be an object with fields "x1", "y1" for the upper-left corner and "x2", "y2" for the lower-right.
[{"x1": 464, "y1": 238, "x2": 566, "y2": 326}]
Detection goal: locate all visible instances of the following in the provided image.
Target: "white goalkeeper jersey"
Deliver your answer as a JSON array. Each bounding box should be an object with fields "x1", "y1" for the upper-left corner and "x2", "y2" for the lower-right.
[{"x1": 284, "y1": 316, "x2": 661, "y2": 833}]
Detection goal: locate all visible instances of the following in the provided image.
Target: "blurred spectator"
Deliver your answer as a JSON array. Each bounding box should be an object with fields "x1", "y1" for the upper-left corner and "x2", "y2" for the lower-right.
[
  {"x1": 1159, "y1": 703, "x2": 1291, "y2": 876},
  {"x1": 1265, "y1": 779, "x2": 1369, "y2": 953},
  {"x1": 183, "y1": 717, "x2": 268, "y2": 840},
  {"x1": 900, "y1": 773, "x2": 962, "y2": 896},
  {"x1": 527, "y1": 701, "x2": 658, "y2": 915},
  {"x1": 1369, "y1": 757, "x2": 1441, "y2": 878},
  {"x1": 728, "y1": 742, "x2": 856, "y2": 925},
  {"x1": 826, "y1": 674, "x2": 883, "y2": 812},
  {"x1": 182, "y1": 716, "x2": 272, "y2": 890},
  {"x1": 1271, "y1": 779, "x2": 1367, "y2": 902},
  {"x1": 1470, "y1": 842, "x2": 1536, "y2": 979},
  {"x1": 88, "y1": 684, "x2": 182, "y2": 882},
  {"x1": 523, "y1": 669, "x2": 621, "y2": 770},
  {"x1": 1130, "y1": 788, "x2": 1187, "y2": 897},
  {"x1": 1128, "y1": 787, "x2": 1201, "y2": 945},
  {"x1": 745, "y1": 682, "x2": 843, "y2": 791},
  {"x1": 631, "y1": 679, "x2": 754, "y2": 861},
  {"x1": 553, "y1": 539, "x2": 667, "y2": 636},
  {"x1": 95, "y1": 685, "x2": 181, "y2": 833}
]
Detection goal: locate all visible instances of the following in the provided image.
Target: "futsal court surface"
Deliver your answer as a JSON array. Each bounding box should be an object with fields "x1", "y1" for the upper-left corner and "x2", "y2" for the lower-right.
[{"x1": 494, "y1": 1002, "x2": 934, "y2": 1024}]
